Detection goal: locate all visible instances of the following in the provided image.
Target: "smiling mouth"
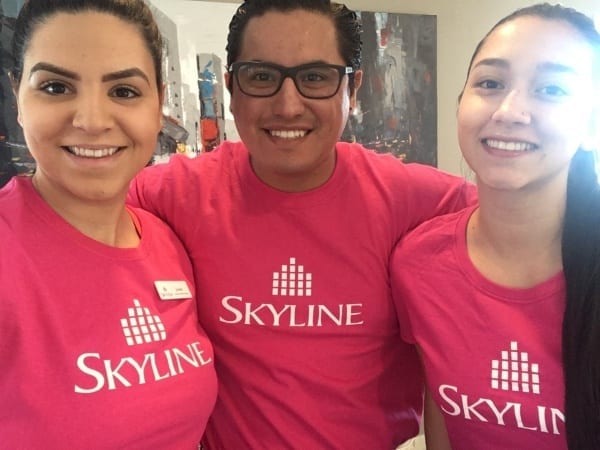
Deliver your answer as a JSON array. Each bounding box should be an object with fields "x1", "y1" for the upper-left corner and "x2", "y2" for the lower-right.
[
  {"x1": 65, "y1": 146, "x2": 123, "y2": 158},
  {"x1": 483, "y1": 139, "x2": 537, "y2": 152},
  {"x1": 268, "y1": 130, "x2": 308, "y2": 139}
]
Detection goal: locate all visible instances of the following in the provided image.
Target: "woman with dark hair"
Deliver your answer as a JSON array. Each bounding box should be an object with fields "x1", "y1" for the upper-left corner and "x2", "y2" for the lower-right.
[
  {"x1": 392, "y1": 3, "x2": 599, "y2": 449},
  {"x1": 0, "y1": 1, "x2": 217, "y2": 447}
]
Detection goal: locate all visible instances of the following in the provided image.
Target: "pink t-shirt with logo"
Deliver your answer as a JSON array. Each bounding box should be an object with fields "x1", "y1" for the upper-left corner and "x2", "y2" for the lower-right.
[
  {"x1": 128, "y1": 140, "x2": 475, "y2": 449},
  {"x1": 392, "y1": 206, "x2": 567, "y2": 449},
  {"x1": 0, "y1": 177, "x2": 217, "y2": 449}
]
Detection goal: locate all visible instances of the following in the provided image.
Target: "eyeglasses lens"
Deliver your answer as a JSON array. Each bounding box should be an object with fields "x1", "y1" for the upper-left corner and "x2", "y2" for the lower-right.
[{"x1": 235, "y1": 63, "x2": 344, "y2": 99}]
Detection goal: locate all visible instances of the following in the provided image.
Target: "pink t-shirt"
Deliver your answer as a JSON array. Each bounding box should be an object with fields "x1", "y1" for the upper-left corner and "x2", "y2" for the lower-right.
[
  {"x1": 129, "y1": 140, "x2": 475, "y2": 449},
  {"x1": 392, "y1": 206, "x2": 567, "y2": 449},
  {"x1": 0, "y1": 177, "x2": 217, "y2": 449}
]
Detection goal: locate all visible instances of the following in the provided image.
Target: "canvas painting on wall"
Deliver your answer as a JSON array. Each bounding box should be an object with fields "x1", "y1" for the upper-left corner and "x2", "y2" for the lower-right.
[
  {"x1": 0, "y1": 0, "x2": 30, "y2": 187},
  {"x1": 343, "y1": 11, "x2": 437, "y2": 167}
]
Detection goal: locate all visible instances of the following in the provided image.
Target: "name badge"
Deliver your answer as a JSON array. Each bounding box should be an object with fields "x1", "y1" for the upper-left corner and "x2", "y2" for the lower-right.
[{"x1": 154, "y1": 280, "x2": 193, "y2": 300}]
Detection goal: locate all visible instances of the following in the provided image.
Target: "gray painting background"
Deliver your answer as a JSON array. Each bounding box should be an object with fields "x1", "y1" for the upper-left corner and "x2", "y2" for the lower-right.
[{"x1": 342, "y1": 11, "x2": 437, "y2": 166}]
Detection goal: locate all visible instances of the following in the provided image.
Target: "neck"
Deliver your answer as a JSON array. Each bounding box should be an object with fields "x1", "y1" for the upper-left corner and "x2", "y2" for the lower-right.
[
  {"x1": 32, "y1": 176, "x2": 140, "y2": 247},
  {"x1": 249, "y1": 148, "x2": 337, "y2": 193},
  {"x1": 467, "y1": 178, "x2": 567, "y2": 288},
  {"x1": 476, "y1": 184, "x2": 565, "y2": 248}
]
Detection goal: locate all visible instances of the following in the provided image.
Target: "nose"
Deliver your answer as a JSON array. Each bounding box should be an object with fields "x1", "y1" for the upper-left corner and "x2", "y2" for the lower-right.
[
  {"x1": 491, "y1": 89, "x2": 532, "y2": 125},
  {"x1": 72, "y1": 91, "x2": 114, "y2": 134},
  {"x1": 271, "y1": 77, "x2": 305, "y2": 118}
]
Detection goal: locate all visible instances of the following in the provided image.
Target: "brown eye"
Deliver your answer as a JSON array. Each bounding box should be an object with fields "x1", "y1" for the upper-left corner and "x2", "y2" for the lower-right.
[
  {"x1": 40, "y1": 81, "x2": 70, "y2": 95},
  {"x1": 477, "y1": 79, "x2": 502, "y2": 89},
  {"x1": 111, "y1": 86, "x2": 139, "y2": 98}
]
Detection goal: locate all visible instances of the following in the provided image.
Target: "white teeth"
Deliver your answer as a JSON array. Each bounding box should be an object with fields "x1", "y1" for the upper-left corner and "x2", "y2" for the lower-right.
[
  {"x1": 270, "y1": 130, "x2": 307, "y2": 139},
  {"x1": 485, "y1": 139, "x2": 534, "y2": 152},
  {"x1": 68, "y1": 146, "x2": 119, "y2": 158}
]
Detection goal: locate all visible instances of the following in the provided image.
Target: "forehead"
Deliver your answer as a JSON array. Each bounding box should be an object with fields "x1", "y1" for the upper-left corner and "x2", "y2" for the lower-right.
[
  {"x1": 473, "y1": 16, "x2": 595, "y2": 77},
  {"x1": 24, "y1": 11, "x2": 155, "y2": 79},
  {"x1": 238, "y1": 9, "x2": 343, "y2": 66}
]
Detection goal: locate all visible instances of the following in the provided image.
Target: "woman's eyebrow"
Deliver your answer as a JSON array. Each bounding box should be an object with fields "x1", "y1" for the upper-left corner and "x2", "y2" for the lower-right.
[
  {"x1": 28, "y1": 63, "x2": 151, "y2": 85},
  {"x1": 29, "y1": 62, "x2": 78, "y2": 80},
  {"x1": 102, "y1": 68, "x2": 150, "y2": 85}
]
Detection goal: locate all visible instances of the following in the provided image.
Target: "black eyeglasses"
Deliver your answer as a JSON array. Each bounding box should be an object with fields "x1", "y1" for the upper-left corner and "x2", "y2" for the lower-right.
[{"x1": 229, "y1": 61, "x2": 354, "y2": 99}]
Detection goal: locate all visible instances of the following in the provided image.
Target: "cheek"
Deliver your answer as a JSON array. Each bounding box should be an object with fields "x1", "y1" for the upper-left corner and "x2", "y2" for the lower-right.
[
  {"x1": 456, "y1": 104, "x2": 479, "y2": 146},
  {"x1": 20, "y1": 110, "x2": 57, "y2": 145},
  {"x1": 456, "y1": 102, "x2": 487, "y2": 168},
  {"x1": 151, "y1": 111, "x2": 163, "y2": 137},
  {"x1": 229, "y1": 93, "x2": 251, "y2": 122},
  {"x1": 456, "y1": 95, "x2": 497, "y2": 138},
  {"x1": 333, "y1": 98, "x2": 349, "y2": 124},
  {"x1": 321, "y1": 93, "x2": 350, "y2": 129},
  {"x1": 538, "y1": 105, "x2": 591, "y2": 150},
  {"x1": 542, "y1": 106, "x2": 576, "y2": 129},
  {"x1": 138, "y1": 126, "x2": 161, "y2": 157},
  {"x1": 340, "y1": 91, "x2": 350, "y2": 112},
  {"x1": 457, "y1": 94, "x2": 485, "y2": 123},
  {"x1": 19, "y1": 93, "x2": 67, "y2": 132},
  {"x1": 130, "y1": 103, "x2": 162, "y2": 137},
  {"x1": 229, "y1": 95, "x2": 263, "y2": 136},
  {"x1": 229, "y1": 93, "x2": 238, "y2": 117}
]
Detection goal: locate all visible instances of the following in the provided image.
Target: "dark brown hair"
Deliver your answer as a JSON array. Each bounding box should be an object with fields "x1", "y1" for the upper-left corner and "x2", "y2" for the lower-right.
[{"x1": 11, "y1": 0, "x2": 163, "y2": 88}]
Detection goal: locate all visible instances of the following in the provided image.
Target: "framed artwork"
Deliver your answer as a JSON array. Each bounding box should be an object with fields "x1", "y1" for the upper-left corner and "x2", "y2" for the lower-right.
[
  {"x1": 0, "y1": 0, "x2": 31, "y2": 187},
  {"x1": 343, "y1": 11, "x2": 437, "y2": 167}
]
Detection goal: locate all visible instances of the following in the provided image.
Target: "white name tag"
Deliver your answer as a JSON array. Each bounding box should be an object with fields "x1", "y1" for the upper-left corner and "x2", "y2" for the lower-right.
[{"x1": 154, "y1": 281, "x2": 193, "y2": 300}]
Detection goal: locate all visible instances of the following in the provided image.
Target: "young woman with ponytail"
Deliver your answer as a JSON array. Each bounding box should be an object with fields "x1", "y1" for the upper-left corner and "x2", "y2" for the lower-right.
[{"x1": 391, "y1": 3, "x2": 600, "y2": 449}]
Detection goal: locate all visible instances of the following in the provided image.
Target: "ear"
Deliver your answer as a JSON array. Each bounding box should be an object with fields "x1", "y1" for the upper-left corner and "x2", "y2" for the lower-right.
[
  {"x1": 9, "y1": 73, "x2": 23, "y2": 127},
  {"x1": 8, "y1": 71, "x2": 18, "y2": 94},
  {"x1": 349, "y1": 69, "x2": 363, "y2": 110},
  {"x1": 224, "y1": 72, "x2": 233, "y2": 95},
  {"x1": 225, "y1": 72, "x2": 237, "y2": 116}
]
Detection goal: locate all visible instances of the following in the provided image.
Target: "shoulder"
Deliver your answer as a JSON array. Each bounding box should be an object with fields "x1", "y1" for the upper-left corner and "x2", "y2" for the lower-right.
[
  {"x1": 130, "y1": 206, "x2": 193, "y2": 263},
  {"x1": 130, "y1": 206, "x2": 181, "y2": 238},
  {"x1": 0, "y1": 179, "x2": 33, "y2": 263},
  {"x1": 0, "y1": 177, "x2": 30, "y2": 226},
  {"x1": 395, "y1": 208, "x2": 470, "y2": 260},
  {"x1": 0, "y1": 176, "x2": 24, "y2": 203},
  {"x1": 338, "y1": 142, "x2": 406, "y2": 174},
  {"x1": 129, "y1": 141, "x2": 248, "y2": 209},
  {"x1": 143, "y1": 141, "x2": 244, "y2": 179},
  {"x1": 338, "y1": 142, "x2": 467, "y2": 186}
]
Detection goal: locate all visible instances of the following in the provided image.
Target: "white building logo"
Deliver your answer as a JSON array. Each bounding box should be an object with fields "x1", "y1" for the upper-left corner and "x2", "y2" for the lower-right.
[
  {"x1": 218, "y1": 256, "x2": 364, "y2": 326},
  {"x1": 491, "y1": 341, "x2": 540, "y2": 394},
  {"x1": 120, "y1": 299, "x2": 167, "y2": 346},
  {"x1": 74, "y1": 299, "x2": 212, "y2": 394},
  {"x1": 437, "y1": 341, "x2": 564, "y2": 435},
  {"x1": 272, "y1": 257, "x2": 312, "y2": 297}
]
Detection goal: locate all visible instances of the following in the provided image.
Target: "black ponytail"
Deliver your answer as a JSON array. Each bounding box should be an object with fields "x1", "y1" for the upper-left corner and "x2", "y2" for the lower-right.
[{"x1": 562, "y1": 148, "x2": 600, "y2": 449}]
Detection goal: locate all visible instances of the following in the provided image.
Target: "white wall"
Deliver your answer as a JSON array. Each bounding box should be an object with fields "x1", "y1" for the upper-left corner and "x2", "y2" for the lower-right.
[{"x1": 162, "y1": 0, "x2": 600, "y2": 175}]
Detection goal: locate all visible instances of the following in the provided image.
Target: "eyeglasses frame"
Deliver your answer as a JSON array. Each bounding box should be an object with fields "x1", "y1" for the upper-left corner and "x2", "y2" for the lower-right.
[{"x1": 229, "y1": 61, "x2": 355, "y2": 99}]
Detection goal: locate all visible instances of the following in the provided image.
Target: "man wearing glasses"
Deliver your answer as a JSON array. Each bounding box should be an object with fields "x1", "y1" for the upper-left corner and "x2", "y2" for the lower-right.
[{"x1": 129, "y1": 1, "x2": 474, "y2": 448}]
